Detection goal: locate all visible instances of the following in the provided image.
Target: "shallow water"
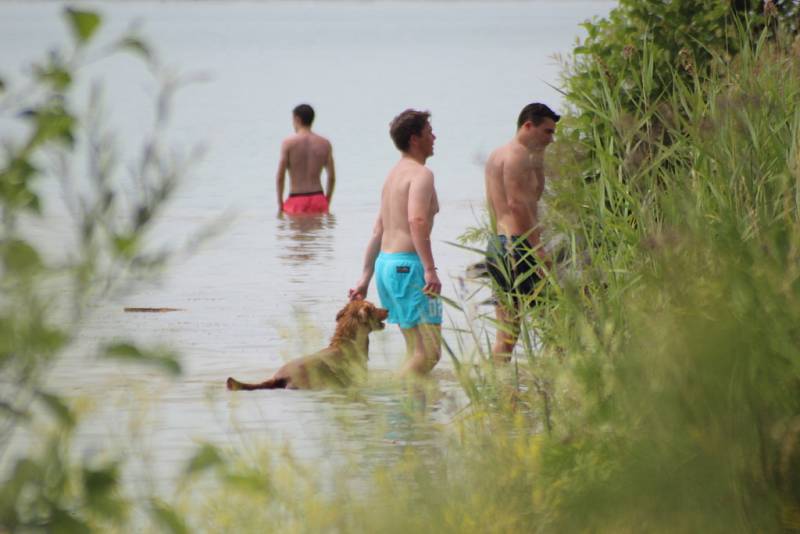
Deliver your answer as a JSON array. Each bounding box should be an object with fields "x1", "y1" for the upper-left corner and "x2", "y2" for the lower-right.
[{"x1": 1, "y1": 0, "x2": 614, "y2": 485}]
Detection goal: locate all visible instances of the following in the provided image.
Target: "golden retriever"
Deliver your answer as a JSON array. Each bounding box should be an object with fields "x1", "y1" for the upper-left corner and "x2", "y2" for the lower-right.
[{"x1": 226, "y1": 300, "x2": 388, "y2": 390}]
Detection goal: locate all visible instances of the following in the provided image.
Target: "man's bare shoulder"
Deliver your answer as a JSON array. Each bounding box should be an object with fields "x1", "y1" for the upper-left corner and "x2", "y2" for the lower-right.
[
  {"x1": 408, "y1": 161, "x2": 434, "y2": 183},
  {"x1": 492, "y1": 140, "x2": 525, "y2": 161},
  {"x1": 281, "y1": 134, "x2": 302, "y2": 148},
  {"x1": 310, "y1": 132, "x2": 332, "y2": 148},
  {"x1": 487, "y1": 145, "x2": 504, "y2": 165},
  {"x1": 486, "y1": 142, "x2": 515, "y2": 174},
  {"x1": 503, "y1": 142, "x2": 536, "y2": 173}
]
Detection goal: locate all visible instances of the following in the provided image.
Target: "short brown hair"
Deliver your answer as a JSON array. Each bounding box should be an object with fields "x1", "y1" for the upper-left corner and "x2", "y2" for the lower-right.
[
  {"x1": 293, "y1": 104, "x2": 315, "y2": 126},
  {"x1": 389, "y1": 109, "x2": 431, "y2": 152},
  {"x1": 517, "y1": 103, "x2": 560, "y2": 129}
]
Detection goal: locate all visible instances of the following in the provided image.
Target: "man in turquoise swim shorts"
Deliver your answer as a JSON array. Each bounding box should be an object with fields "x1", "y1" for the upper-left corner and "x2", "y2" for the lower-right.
[{"x1": 349, "y1": 109, "x2": 442, "y2": 377}]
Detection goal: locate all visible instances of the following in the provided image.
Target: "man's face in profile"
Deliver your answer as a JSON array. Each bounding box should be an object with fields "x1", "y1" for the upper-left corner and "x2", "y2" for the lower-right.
[{"x1": 530, "y1": 118, "x2": 556, "y2": 148}]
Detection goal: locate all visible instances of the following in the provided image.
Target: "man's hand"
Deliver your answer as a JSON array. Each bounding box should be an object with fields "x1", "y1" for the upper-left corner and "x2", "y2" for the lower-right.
[
  {"x1": 348, "y1": 280, "x2": 369, "y2": 301},
  {"x1": 423, "y1": 268, "x2": 441, "y2": 296}
]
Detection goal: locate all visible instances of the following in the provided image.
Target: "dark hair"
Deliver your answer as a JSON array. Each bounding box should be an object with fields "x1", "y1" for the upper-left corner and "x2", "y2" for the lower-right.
[
  {"x1": 389, "y1": 109, "x2": 431, "y2": 152},
  {"x1": 517, "y1": 103, "x2": 560, "y2": 129},
  {"x1": 293, "y1": 104, "x2": 315, "y2": 127}
]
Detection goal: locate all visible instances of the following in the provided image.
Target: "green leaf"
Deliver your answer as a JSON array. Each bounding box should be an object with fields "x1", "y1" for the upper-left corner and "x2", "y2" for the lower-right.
[
  {"x1": 3, "y1": 239, "x2": 43, "y2": 274},
  {"x1": 105, "y1": 342, "x2": 142, "y2": 359},
  {"x1": 64, "y1": 8, "x2": 101, "y2": 45},
  {"x1": 184, "y1": 443, "x2": 223, "y2": 477},
  {"x1": 112, "y1": 233, "x2": 139, "y2": 258},
  {"x1": 221, "y1": 472, "x2": 273, "y2": 494},
  {"x1": 51, "y1": 508, "x2": 91, "y2": 534},
  {"x1": 11, "y1": 458, "x2": 41, "y2": 484},
  {"x1": 1, "y1": 157, "x2": 41, "y2": 213},
  {"x1": 37, "y1": 391, "x2": 75, "y2": 428},
  {"x1": 83, "y1": 463, "x2": 127, "y2": 520},
  {"x1": 104, "y1": 342, "x2": 182, "y2": 376},
  {"x1": 25, "y1": 104, "x2": 76, "y2": 149},
  {"x1": 84, "y1": 464, "x2": 119, "y2": 498},
  {"x1": 33, "y1": 63, "x2": 72, "y2": 91},
  {"x1": 30, "y1": 323, "x2": 69, "y2": 356},
  {"x1": 150, "y1": 500, "x2": 189, "y2": 534},
  {"x1": 117, "y1": 35, "x2": 153, "y2": 62}
]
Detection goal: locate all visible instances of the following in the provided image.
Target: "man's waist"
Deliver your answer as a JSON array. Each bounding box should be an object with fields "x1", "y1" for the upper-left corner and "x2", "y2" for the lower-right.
[{"x1": 288, "y1": 190, "x2": 324, "y2": 198}]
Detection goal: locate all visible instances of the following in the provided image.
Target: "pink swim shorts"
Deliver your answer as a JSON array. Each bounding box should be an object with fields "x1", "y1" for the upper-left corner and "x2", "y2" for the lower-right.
[{"x1": 282, "y1": 191, "x2": 329, "y2": 215}]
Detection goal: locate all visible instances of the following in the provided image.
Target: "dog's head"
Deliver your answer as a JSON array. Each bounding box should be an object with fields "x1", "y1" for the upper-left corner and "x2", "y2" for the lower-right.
[{"x1": 336, "y1": 300, "x2": 388, "y2": 332}]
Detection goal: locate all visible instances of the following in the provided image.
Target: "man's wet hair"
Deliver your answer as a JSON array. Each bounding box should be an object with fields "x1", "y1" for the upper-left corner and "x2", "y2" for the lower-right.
[
  {"x1": 517, "y1": 103, "x2": 560, "y2": 129},
  {"x1": 389, "y1": 109, "x2": 431, "y2": 152},
  {"x1": 293, "y1": 104, "x2": 315, "y2": 127}
]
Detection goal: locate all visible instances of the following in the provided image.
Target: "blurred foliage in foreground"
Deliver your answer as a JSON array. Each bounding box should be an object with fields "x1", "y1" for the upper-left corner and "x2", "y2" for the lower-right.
[{"x1": 0, "y1": 8, "x2": 192, "y2": 532}]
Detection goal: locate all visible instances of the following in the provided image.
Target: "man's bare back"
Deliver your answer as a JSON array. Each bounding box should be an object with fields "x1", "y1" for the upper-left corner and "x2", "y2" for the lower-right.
[
  {"x1": 276, "y1": 104, "x2": 336, "y2": 215},
  {"x1": 281, "y1": 132, "x2": 332, "y2": 195}
]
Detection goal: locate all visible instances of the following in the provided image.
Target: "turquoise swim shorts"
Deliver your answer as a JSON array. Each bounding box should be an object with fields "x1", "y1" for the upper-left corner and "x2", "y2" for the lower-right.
[{"x1": 375, "y1": 251, "x2": 442, "y2": 329}]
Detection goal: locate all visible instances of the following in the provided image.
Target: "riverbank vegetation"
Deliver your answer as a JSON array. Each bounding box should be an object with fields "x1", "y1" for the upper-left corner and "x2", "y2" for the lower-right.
[{"x1": 2, "y1": 2, "x2": 800, "y2": 532}]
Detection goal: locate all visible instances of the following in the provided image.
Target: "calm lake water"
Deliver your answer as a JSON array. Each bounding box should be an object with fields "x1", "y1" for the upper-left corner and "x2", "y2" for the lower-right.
[{"x1": 1, "y1": 0, "x2": 614, "y2": 486}]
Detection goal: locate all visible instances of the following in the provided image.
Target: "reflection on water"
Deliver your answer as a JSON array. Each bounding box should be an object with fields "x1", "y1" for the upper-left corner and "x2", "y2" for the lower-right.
[
  {"x1": 275, "y1": 213, "x2": 337, "y2": 269},
  {"x1": 228, "y1": 372, "x2": 464, "y2": 464}
]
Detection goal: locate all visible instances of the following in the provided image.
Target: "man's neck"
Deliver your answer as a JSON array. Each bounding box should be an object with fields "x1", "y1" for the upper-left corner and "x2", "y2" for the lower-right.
[
  {"x1": 402, "y1": 150, "x2": 427, "y2": 165},
  {"x1": 514, "y1": 134, "x2": 544, "y2": 155},
  {"x1": 295, "y1": 126, "x2": 312, "y2": 134}
]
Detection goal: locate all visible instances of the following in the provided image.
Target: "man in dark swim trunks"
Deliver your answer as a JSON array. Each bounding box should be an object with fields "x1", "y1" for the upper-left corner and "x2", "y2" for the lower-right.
[
  {"x1": 484, "y1": 102, "x2": 560, "y2": 362},
  {"x1": 275, "y1": 104, "x2": 336, "y2": 216}
]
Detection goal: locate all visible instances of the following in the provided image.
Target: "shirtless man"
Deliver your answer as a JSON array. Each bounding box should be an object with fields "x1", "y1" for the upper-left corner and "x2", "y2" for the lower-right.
[
  {"x1": 276, "y1": 104, "x2": 336, "y2": 215},
  {"x1": 349, "y1": 109, "x2": 442, "y2": 376},
  {"x1": 484, "y1": 102, "x2": 560, "y2": 362}
]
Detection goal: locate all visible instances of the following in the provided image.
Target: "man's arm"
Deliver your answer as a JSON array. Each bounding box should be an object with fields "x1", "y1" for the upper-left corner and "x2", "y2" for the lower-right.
[
  {"x1": 349, "y1": 214, "x2": 383, "y2": 300},
  {"x1": 324, "y1": 147, "x2": 336, "y2": 205},
  {"x1": 408, "y1": 170, "x2": 441, "y2": 295},
  {"x1": 275, "y1": 140, "x2": 290, "y2": 215}
]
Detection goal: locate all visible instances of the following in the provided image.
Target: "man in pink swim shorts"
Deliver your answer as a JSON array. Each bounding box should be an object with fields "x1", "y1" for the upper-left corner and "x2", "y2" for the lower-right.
[{"x1": 275, "y1": 104, "x2": 336, "y2": 216}]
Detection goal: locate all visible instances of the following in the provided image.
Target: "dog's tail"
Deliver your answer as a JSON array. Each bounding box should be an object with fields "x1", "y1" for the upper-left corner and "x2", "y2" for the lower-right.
[{"x1": 226, "y1": 376, "x2": 288, "y2": 391}]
